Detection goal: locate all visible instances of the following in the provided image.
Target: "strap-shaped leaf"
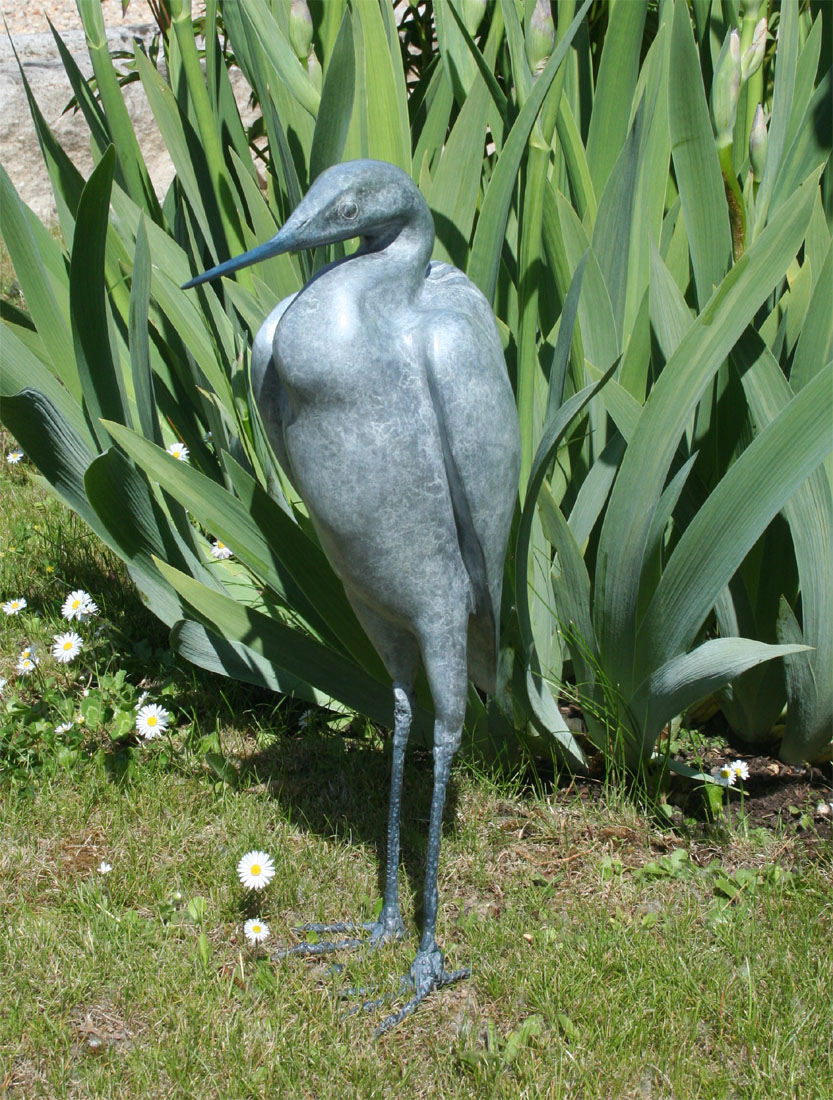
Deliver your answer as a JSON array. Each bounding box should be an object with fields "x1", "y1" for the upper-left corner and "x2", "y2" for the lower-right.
[
  {"x1": 628, "y1": 638, "x2": 809, "y2": 761},
  {"x1": 668, "y1": 0, "x2": 731, "y2": 307},
  {"x1": 595, "y1": 173, "x2": 816, "y2": 694},
  {"x1": 309, "y1": 11, "x2": 354, "y2": 184},
  {"x1": 637, "y1": 364, "x2": 833, "y2": 672},
  {"x1": 154, "y1": 560, "x2": 396, "y2": 727},
  {"x1": 70, "y1": 146, "x2": 129, "y2": 449},
  {"x1": 467, "y1": 0, "x2": 593, "y2": 302}
]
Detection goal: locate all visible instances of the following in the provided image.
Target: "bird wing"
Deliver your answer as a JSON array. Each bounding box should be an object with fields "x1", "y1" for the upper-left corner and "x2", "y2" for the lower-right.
[
  {"x1": 421, "y1": 263, "x2": 521, "y2": 691},
  {"x1": 251, "y1": 294, "x2": 298, "y2": 483}
]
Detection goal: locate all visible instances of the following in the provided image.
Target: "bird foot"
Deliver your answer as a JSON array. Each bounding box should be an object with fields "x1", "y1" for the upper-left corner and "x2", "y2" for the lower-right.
[
  {"x1": 343, "y1": 941, "x2": 469, "y2": 1036},
  {"x1": 270, "y1": 907, "x2": 405, "y2": 961}
]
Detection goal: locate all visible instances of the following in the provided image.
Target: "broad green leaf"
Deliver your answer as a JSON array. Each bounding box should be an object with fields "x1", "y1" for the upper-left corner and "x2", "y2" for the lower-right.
[
  {"x1": 355, "y1": 0, "x2": 411, "y2": 172},
  {"x1": 628, "y1": 639, "x2": 809, "y2": 756},
  {"x1": 468, "y1": 0, "x2": 593, "y2": 302},
  {"x1": 751, "y1": 0, "x2": 799, "y2": 239},
  {"x1": 0, "y1": 388, "x2": 97, "y2": 525},
  {"x1": 596, "y1": 174, "x2": 816, "y2": 693},
  {"x1": 309, "y1": 11, "x2": 354, "y2": 183},
  {"x1": 70, "y1": 147, "x2": 128, "y2": 449},
  {"x1": 154, "y1": 560, "x2": 396, "y2": 728},
  {"x1": 585, "y1": 0, "x2": 647, "y2": 196},
  {"x1": 171, "y1": 619, "x2": 331, "y2": 704},
  {"x1": 76, "y1": 0, "x2": 160, "y2": 218},
  {"x1": 0, "y1": 325, "x2": 94, "y2": 449},
  {"x1": 637, "y1": 364, "x2": 833, "y2": 671},
  {"x1": 128, "y1": 220, "x2": 161, "y2": 446},
  {"x1": 668, "y1": 0, "x2": 731, "y2": 307},
  {"x1": 0, "y1": 163, "x2": 77, "y2": 398}
]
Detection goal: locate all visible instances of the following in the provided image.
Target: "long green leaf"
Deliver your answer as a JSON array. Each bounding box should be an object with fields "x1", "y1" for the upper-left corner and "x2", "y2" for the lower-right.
[
  {"x1": 628, "y1": 638, "x2": 809, "y2": 754},
  {"x1": 70, "y1": 146, "x2": 128, "y2": 448},
  {"x1": 668, "y1": 0, "x2": 731, "y2": 307},
  {"x1": 637, "y1": 364, "x2": 833, "y2": 671},
  {"x1": 595, "y1": 174, "x2": 817, "y2": 693},
  {"x1": 467, "y1": 0, "x2": 593, "y2": 302}
]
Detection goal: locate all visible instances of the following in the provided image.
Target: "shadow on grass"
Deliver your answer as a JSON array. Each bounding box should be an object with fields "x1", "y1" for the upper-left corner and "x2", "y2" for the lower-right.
[{"x1": 241, "y1": 725, "x2": 462, "y2": 932}]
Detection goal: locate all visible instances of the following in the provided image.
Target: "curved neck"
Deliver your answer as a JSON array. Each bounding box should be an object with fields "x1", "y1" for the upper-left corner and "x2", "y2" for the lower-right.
[{"x1": 358, "y1": 199, "x2": 435, "y2": 296}]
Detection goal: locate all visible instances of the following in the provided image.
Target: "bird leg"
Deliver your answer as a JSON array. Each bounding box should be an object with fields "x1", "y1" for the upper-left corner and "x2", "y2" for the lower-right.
[
  {"x1": 271, "y1": 683, "x2": 413, "y2": 962},
  {"x1": 371, "y1": 736, "x2": 469, "y2": 1036}
]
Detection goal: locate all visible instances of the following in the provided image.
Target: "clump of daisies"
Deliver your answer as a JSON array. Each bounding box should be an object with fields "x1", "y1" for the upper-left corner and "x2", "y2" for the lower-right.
[
  {"x1": 716, "y1": 759, "x2": 750, "y2": 787},
  {"x1": 61, "y1": 589, "x2": 98, "y2": 623},
  {"x1": 237, "y1": 851, "x2": 276, "y2": 952}
]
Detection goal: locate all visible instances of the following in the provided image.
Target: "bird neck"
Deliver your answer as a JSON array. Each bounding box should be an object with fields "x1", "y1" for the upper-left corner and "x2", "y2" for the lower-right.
[{"x1": 358, "y1": 201, "x2": 435, "y2": 297}]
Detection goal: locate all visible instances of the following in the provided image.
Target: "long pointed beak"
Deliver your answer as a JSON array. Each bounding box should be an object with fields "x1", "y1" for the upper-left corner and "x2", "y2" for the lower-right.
[
  {"x1": 180, "y1": 224, "x2": 297, "y2": 288},
  {"x1": 181, "y1": 216, "x2": 308, "y2": 289}
]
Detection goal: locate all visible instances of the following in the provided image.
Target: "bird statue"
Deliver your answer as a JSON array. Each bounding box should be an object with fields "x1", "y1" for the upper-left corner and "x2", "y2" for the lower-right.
[{"x1": 184, "y1": 159, "x2": 521, "y2": 1032}]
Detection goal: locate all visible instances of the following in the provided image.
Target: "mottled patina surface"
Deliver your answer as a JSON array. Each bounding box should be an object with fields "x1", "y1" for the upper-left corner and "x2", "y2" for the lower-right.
[{"x1": 186, "y1": 159, "x2": 521, "y2": 1031}]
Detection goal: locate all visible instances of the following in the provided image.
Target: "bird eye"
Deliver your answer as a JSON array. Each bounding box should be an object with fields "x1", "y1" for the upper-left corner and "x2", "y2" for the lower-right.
[{"x1": 340, "y1": 200, "x2": 359, "y2": 221}]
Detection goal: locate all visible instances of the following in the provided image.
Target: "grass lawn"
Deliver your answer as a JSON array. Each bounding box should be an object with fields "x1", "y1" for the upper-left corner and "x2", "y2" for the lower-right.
[{"x1": 2, "y1": 444, "x2": 832, "y2": 1100}]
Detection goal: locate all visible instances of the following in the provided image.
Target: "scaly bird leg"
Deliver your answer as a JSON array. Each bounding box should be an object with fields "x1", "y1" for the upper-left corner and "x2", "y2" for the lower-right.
[
  {"x1": 271, "y1": 683, "x2": 414, "y2": 963},
  {"x1": 372, "y1": 737, "x2": 469, "y2": 1036}
]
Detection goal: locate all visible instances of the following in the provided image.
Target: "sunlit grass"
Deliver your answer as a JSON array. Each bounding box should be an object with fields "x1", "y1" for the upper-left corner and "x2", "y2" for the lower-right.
[{"x1": 2, "y1": 445, "x2": 832, "y2": 1100}]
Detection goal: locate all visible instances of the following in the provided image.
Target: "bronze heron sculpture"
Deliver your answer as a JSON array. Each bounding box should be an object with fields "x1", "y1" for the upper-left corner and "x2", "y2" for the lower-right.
[{"x1": 184, "y1": 159, "x2": 520, "y2": 1032}]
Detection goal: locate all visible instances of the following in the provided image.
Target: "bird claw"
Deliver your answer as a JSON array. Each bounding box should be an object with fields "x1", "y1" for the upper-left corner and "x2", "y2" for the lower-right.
[
  {"x1": 365, "y1": 944, "x2": 470, "y2": 1036},
  {"x1": 271, "y1": 910, "x2": 404, "y2": 962}
]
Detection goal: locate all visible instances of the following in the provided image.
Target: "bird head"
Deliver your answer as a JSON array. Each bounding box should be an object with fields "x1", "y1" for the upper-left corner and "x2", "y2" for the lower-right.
[{"x1": 182, "y1": 159, "x2": 430, "y2": 289}]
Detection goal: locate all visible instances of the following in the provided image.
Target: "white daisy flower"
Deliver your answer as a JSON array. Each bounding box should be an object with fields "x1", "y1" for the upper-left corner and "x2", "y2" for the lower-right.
[
  {"x1": 16, "y1": 654, "x2": 38, "y2": 675},
  {"x1": 98, "y1": 860, "x2": 113, "y2": 875},
  {"x1": 6, "y1": 450, "x2": 23, "y2": 464},
  {"x1": 166, "y1": 441, "x2": 190, "y2": 462},
  {"x1": 0, "y1": 676, "x2": 7, "y2": 695},
  {"x1": 134, "y1": 690, "x2": 149, "y2": 710},
  {"x1": 61, "y1": 589, "x2": 98, "y2": 622},
  {"x1": 210, "y1": 539, "x2": 233, "y2": 560},
  {"x1": 135, "y1": 702, "x2": 170, "y2": 740},
  {"x1": 730, "y1": 760, "x2": 750, "y2": 783},
  {"x1": 52, "y1": 631, "x2": 83, "y2": 664},
  {"x1": 243, "y1": 917, "x2": 270, "y2": 944},
  {"x1": 717, "y1": 763, "x2": 736, "y2": 786},
  {"x1": 237, "y1": 850, "x2": 276, "y2": 891},
  {"x1": 55, "y1": 721, "x2": 74, "y2": 734},
  {"x1": 3, "y1": 597, "x2": 27, "y2": 615}
]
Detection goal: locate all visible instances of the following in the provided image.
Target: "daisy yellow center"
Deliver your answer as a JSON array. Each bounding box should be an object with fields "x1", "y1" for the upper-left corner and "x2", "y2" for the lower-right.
[
  {"x1": 72, "y1": 600, "x2": 81, "y2": 608},
  {"x1": 251, "y1": 864, "x2": 261, "y2": 876},
  {"x1": 63, "y1": 641, "x2": 72, "y2": 651},
  {"x1": 252, "y1": 924, "x2": 261, "y2": 933},
  {"x1": 217, "y1": 542, "x2": 225, "y2": 549},
  {"x1": 147, "y1": 715, "x2": 158, "y2": 726}
]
